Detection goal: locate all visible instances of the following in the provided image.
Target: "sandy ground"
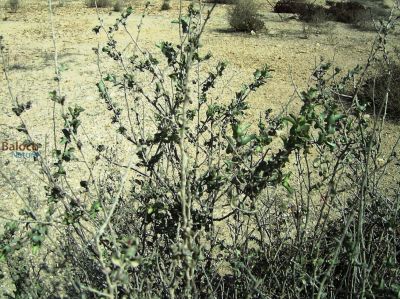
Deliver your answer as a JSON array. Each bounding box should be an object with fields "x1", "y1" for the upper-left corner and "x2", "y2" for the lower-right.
[{"x1": 0, "y1": 0, "x2": 399, "y2": 217}]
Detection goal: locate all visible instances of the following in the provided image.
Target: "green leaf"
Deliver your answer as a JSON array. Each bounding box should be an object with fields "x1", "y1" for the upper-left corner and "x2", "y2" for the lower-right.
[
  {"x1": 233, "y1": 123, "x2": 251, "y2": 138},
  {"x1": 97, "y1": 81, "x2": 107, "y2": 94},
  {"x1": 302, "y1": 88, "x2": 318, "y2": 101},
  {"x1": 282, "y1": 115, "x2": 296, "y2": 125},
  {"x1": 130, "y1": 259, "x2": 140, "y2": 268},
  {"x1": 92, "y1": 25, "x2": 101, "y2": 34},
  {"x1": 111, "y1": 255, "x2": 122, "y2": 267},
  {"x1": 126, "y1": 6, "x2": 133, "y2": 16},
  {"x1": 328, "y1": 113, "x2": 345, "y2": 125},
  {"x1": 58, "y1": 63, "x2": 68, "y2": 72},
  {"x1": 239, "y1": 134, "x2": 256, "y2": 146},
  {"x1": 89, "y1": 201, "x2": 101, "y2": 218},
  {"x1": 32, "y1": 245, "x2": 40, "y2": 255},
  {"x1": 282, "y1": 172, "x2": 293, "y2": 194},
  {"x1": 172, "y1": 17, "x2": 189, "y2": 33},
  {"x1": 104, "y1": 74, "x2": 117, "y2": 83}
]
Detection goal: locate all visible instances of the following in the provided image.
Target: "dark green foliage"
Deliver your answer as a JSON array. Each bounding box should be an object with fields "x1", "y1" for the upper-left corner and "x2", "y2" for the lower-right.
[
  {"x1": 12, "y1": 101, "x2": 32, "y2": 116},
  {"x1": 228, "y1": 0, "x2": 264, "y2": 32}
]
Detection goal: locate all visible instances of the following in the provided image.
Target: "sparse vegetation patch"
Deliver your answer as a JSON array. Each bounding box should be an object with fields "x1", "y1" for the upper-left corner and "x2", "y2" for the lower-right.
[
  {"x1": 204, "y1": 0, "x2": 235, "y2": 3},
  {"x1": 8, "y1": 0, "x2": 20, "y2": 12},
  {"x1": 274, "y1": 0, "x2": 327, "y2": 23},
  {"x1": 327, "y1": 1, "x2": 370, "y2": 27},
  {"x1": 113, "y1": 0, "x2": 124, "y2": 12},
  {"x1": 86, "y1": 0, "x2": 112, "y2": 8},
  {"x1": 228, "y1": 0, "x2": 264, "y2": 32},
  {"x1": 161, "y1": 0, "x2": 171, "y2": 11},
  {"x1": 360, "y1": 61, "x2": 400, "y2": 120}
]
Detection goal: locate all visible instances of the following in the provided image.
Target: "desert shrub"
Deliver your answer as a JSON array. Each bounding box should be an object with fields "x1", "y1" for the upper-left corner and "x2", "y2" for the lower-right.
[
  {"x1": 161, "y1": 0, "x2": 171, "y2": 10},
  {"x1": 359, "y1": 61, "x2": 400, "y2": 120},
  {"x1": 0, "y1": 2, "x2": 400, "y2": 298},
  {"x1": 8, "y1": 0, "x2": 20, "y2": 12},
  {"x1": 274, "y1": 0, "x2": 327, "y2": 23},
  {"x1": 113, "y1": 0, "x2": 124, "y2": 12},
  {"x1": 228, "y1": 0, "x2": 264, "y2": 32},
  {"x1": 86, "y1": 0, "x2": 112, "y2": 8},
  {"x1": 298, "y1": 3, "x2": 327, "y2": 23},
  {"x1": 274, "y1": 0, "x2": 306, "y2": 14},
  {"x1": 327, "y1": 1, "x2": 370, "y2": 26},
  {"x1": 204, "y1": 0, "x2": 235, "y2": 3}
]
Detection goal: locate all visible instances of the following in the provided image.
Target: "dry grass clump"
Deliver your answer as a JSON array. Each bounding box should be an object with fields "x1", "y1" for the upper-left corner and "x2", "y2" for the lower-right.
[
  {"x1": 228, "y1": 0, "x2": 264, "y2": 32},
  {"x1": 327, "y1": 1, "x2": 370, "y2": 27},
  {"x1": 360, "y1": 62, "x2": 400, "y2": 120},
  {"x1": 274, "y1": 0, "x2": 327, "y2": 23},
  {"x1": 274, "y1": 0, "x2": 373, "y2": 26},
  {"x1": 161, "y1": 0, "x2": 171, "y2": 10},
  {"x1": 274, "y1": 0, "x2": 307, "y2": 14},
  {"x1": 299, "y1": 3, "x2": 327, "y2": 23},
  {"x1": 86, "y1": 0, "x2": 112, "y2": 8},
  {"x1": 113, "y1": 0, "x2": 124, "y2": 11},
  {"x1": 204, "y1": 0, "x2": 236, "y2": 3},
  {"x1": 8, "y1": 0, "x2": 20, "y2": 12}
]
